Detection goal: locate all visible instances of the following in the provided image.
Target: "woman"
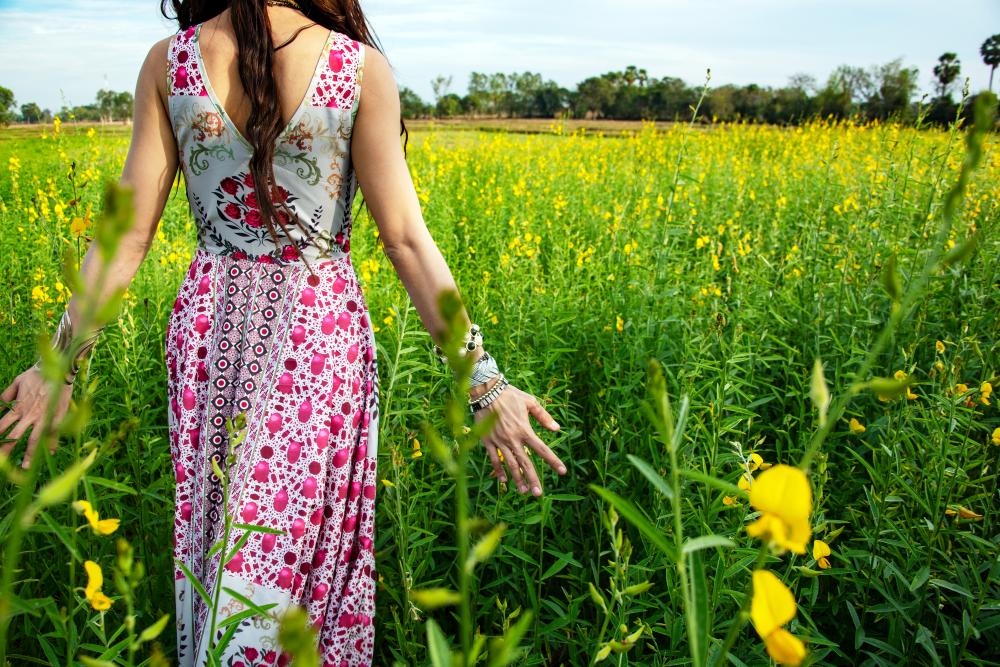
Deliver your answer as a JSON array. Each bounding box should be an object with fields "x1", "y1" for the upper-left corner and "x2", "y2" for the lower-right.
[{"x1": 0, "y1": 1, "x2": 566, "y2": 664}]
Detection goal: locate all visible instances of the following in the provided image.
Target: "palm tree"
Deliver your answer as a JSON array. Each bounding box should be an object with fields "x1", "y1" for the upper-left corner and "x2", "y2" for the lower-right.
[
  {"x1": 933, "y1": 53, "x2": 960, "y2": 98},
  {"x1": 982, "y1": 34, "x2": 1000, "y2": 91}
]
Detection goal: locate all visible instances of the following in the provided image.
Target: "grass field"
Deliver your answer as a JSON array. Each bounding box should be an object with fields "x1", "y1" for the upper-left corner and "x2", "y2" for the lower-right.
[{"x1": 0, "y1": 109, "x2": 998, "y2": 667}]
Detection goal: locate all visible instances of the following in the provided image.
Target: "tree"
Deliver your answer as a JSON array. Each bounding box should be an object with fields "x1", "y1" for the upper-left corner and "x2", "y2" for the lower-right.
[
  {"x1": 114, "y1": 91, "x2": 134, "y2": 123},
  {"x1": 20, "y1": 102, "x2": 42, "y2": 124},
  {"x1": 933, "y1": 53, "x2": 961, "y2": 98},
  {"x1": 430, "y1": 75, "x2": 452, "y2": 103},
  {"x1": 398, "y1": 87, "x2": 430, "y2": 119},
  {"x1": 982, "y1": 34, "x2": 1000, "y2": 91},
  {"x1": 0, "y1": 86, "x2": 15, "y2": 127},
  {"x1": 436, "y1": 93, "x2": 461, "y2": 119}
]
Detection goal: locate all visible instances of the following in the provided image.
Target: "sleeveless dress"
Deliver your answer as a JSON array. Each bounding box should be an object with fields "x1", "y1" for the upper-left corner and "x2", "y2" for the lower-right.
[{"x1": 165, "y1": 25, "x2": 379, "y2": 667}]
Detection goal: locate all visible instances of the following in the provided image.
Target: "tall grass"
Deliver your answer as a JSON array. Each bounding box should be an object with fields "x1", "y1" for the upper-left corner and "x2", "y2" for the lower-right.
[{"x1": 0, "y1": 94, "x2": 998, "y2": 666}]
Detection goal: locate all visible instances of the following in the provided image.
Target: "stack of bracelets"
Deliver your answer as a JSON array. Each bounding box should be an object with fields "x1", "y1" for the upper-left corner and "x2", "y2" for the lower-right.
[
  {"x1": 433, "y1": 324, "x2": 507, "y2": 413},
  {"x1": 32, "y1": 309, "x2": 105, "y2": 385}
]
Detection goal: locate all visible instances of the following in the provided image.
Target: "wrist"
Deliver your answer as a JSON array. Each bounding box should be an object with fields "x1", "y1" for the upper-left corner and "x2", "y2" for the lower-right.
[{"x1": 468, "y1": 374, "x2": 500, "y2": 401}]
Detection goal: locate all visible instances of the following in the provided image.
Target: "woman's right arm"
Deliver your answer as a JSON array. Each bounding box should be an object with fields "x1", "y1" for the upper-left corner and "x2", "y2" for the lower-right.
[{"x1": 0, "y1": 37, "x2": 178, "y2": 469}]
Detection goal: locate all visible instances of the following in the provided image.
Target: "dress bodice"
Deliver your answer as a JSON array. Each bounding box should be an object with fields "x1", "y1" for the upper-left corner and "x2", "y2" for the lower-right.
[{"x1": 168, "y1": 24, "x2": 365, "y2": 265}]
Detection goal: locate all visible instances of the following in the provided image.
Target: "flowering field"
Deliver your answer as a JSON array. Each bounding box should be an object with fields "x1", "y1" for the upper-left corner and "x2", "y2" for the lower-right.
[{"x1": 0, "y1": 111, "x2": 999, "y2": 667}]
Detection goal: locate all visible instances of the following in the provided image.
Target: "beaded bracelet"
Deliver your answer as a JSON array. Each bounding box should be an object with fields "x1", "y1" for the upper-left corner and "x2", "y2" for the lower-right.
[
  {"x1": 32, "y1": 309, "x2": 104, "y2": 385},
  {"x1": 470, "y1": 374, "x2": 509, "y2": 413},
  {"x1": 433, "y1": 324, "x2": 483, "y2": 363}
]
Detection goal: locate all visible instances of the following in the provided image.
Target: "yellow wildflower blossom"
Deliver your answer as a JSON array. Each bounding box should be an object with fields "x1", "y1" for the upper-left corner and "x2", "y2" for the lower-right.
[
  {"x1": 745, "y1": 465, "x2": 812, "y2": 555},
  {"x1": 751, "y1": 570, "x2": 806, "y2": 665},
  {"x1": 72, "y1": 500, "x2": 120, "y2": 535},
  {"x1": 849, "y1": 418, "x2": 865, "y2": 434},
  {"x1": 812, "y1": 539, "x2": 832, "y2": 569},
  {"x1": 84, "y1": 561, "x2": 112, "y2": 610}
]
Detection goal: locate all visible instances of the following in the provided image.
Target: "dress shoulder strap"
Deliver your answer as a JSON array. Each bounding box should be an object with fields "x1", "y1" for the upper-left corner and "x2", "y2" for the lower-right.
[
  {"x1": 168, "y1": 26, "x2": 209, "y2": 98},
  {"x1": 308, "y1": 32, "x2": 365, "y2": 111}
]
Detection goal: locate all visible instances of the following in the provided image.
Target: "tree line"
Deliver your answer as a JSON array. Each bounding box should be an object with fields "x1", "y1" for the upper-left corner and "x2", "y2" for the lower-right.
[
  {"x1": 3, "y1": 34, "x2": 998, "y2": 129},
  {"x1": 0, "y1": 88, "x2": 134, "y2": 127},
  {"x1": 403, "y1": 34, "x2": 1000, "y2": 126}
]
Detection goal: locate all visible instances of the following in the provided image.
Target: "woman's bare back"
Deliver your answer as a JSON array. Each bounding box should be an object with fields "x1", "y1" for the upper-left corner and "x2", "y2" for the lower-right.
[{"x1": 198, "y1": 7, "x2": 331, "y2": 137}]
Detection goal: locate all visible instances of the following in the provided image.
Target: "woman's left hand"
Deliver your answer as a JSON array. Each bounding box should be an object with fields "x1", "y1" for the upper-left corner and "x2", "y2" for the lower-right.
[{"x1": 474, "y1": 383, "x2": 566, "y2": 497}]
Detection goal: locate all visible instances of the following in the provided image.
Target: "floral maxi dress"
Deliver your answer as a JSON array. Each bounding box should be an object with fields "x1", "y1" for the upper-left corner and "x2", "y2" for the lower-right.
[{"x1": 165, "y1": 24, "x2": 379, "y2": 667}]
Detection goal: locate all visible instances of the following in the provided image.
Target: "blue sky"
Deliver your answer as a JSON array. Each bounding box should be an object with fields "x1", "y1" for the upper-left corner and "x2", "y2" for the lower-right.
[{"x1": 1, "y1": 0, "x2": 998, "y2": 113}]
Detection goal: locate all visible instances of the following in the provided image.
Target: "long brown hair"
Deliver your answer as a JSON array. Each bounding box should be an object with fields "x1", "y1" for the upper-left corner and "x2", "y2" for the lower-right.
[{"x1": 161, "y1": 0, "x2": 404, "y2": 254}]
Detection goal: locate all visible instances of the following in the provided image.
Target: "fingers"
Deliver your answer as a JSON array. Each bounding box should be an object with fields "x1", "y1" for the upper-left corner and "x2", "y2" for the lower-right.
[
  {"x1": 22, "y1": 427, "x2": 43, "y2": 470},
  {"x1": 497, "y1": 442, "x2": 528, "y2": 495},
  {"x1": 526, "y1": 431, "x2": 567, "y2": 476},
  {"x1": 526, "y1": 395, "x2": 560, "y2": 432},
  {"x1": 0, "y1": 375, "x2": 21, "y2": 403},
  {"x1": 485, "y1": 442, "x2": 508, "y2": 484},
  {"x1": 0, "y1": 408, "x2": 21, "y2": 436},
  {"x1": 511, "y1": 442, "x2": 543, "y2": 497}
]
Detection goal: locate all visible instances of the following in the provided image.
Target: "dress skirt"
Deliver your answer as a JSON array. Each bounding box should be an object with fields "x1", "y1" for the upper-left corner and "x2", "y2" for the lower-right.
[{"x1": 166, "y1": 248, "x2": 380, "y2": 667}]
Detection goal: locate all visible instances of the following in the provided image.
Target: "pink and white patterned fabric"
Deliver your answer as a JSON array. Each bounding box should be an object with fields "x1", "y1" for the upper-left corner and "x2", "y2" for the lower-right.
[{"x1": 165, "y1": 22, "x2": 378, "y2": 667}]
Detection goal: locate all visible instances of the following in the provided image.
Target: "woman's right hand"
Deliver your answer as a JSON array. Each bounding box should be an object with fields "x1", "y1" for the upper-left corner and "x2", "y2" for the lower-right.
[{"x1": 0, "y1": 367, "x2": 73, "y2": 470}]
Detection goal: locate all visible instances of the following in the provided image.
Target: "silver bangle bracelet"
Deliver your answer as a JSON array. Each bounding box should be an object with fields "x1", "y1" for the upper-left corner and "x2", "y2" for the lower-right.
[
  {"x1": 467, "y1": 351, "x2": 499, "y2": 387},
  {"x1": 470, "y1": 375, "x2": 509, "y2": 413}
]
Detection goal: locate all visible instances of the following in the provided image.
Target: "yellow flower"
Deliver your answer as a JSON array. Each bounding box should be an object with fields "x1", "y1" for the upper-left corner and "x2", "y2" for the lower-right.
[
  {"x1": 84, "y1": 561, "x2": 112, "y2": 610},
  {"x1": 992, "y1": 428, "x2": 1000, "y2": 445},
  {"x1": 749, "y1": 452, "x2": 771, "y2": 471},
  {"x1": 893, "y1": 370, "x2": 907, "y2": 381},
  {"x1": 935, "y1": 340, "x2": 945, "y2": 353},
  {"x1": 723, "y1": 495, "x2": 737, "y2": 506},
  {"x1": 812, "y1": 539, "x2": 832, "y2": 569},
  {"x1": 906, "y1": 387, "x2": 918, "y2": 400},
  {"x1": 945, "y1": 506, "x2": 983, "y2": 519},
  {"x1": 615, "y1": 315, "x2": 623, "y2": 332},
  {"x1": 764, "y1": 629, "x2": 808, "y2": 666},
  {"x1": 738, "y1": 473, "x2": 753, "y2": 492},
  {"x1": 73, "y1": 500, "x2": 120, "y2": 535},
  {"x1": 745, "y1": 465, "x2": 812, "y2": 554},
  {"x1": 849, "y1": 418, "x2": 865, "y2": 434},
  {"x1": 412, "y1": 438, "x2": 422, "y2": 459},
  {"x1": 935, "y1": 361, "x2": 945, "y2": 373},
  {"x1": 981, "y1": 382, "x2": 992, "y2": 406},
  {"x1": 751, "y1": 570, "x2": 806, "y2": 666},
  {"x1": 381, "y1": 479, "x2": 395, "y2": 488},
  {"x1": 70, "y1": 217, "x2": 89, "y2": 235}
]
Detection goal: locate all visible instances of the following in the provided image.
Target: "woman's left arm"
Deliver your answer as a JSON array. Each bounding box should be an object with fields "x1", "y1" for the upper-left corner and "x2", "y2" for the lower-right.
[{"x1": 351, "y1": 49, "x2": 566, "y2": 498}]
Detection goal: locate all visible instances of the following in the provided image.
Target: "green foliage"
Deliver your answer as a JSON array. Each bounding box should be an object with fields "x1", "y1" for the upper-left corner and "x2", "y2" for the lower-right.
[
  {"x1": 0, "y1": 86, "x2": 15, "y2": 128},
  {"x1": 1, "y1": 93, "x2": 1000, "y2": 667}
]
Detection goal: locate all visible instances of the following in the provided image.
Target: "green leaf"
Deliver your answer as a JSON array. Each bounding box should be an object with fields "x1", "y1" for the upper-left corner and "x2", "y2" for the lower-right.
[
  {"x1": 909, "y1": 566, "x2": 930, "y2": 592},
  {"x1": 541, "y1": 558, "x2": 569, "y2": 580},
  {"x1": 411, "y1": 588, "x2": 461, "y2": 609},
  {"x1": 230, "y1": 523, "x2": 286, "y2": 535},
  {"x1": 626, "y1": 455, "x2": 674, "y2": 500},
  {"x1": 488, "y1": 611, "x2": 533, "y2": 667},
  {"x1": 176, "y1": 559, "x2": 212, "y2": 608},
  {"x1": 682, "y1": 535, "x2": 735, "y2": 555},
  {"x1": 678, "y1": 469, "x2": 744, "y2": 498},
  {"x1": 943, "y1": 232, "x2": 980, "y2": 265},
  {"x1": 221, "y1": 587, "x2": 280, "y2": 620},
  {"x1": 34, "y1": 450, "x2": 95, "y2": 509},
  {"x1": 688, "y1": 549, "x2": 710, "y2": 667},
  {"x1": 135, "y1": 613, "x2": 170, "y2": 645},
  {"x1": 546, "y1": 494, "x2": 585, "y2": 501},
  {"x1": 37, "y1": 512, "x2": 82, "y2": 562},
  {"x1": 882, "y1": 253, "x2": 903, "y2": 302},
  {"x1": 467, "y1": 523, "x2": 506, "y2": 572},
  {"x1": 426, "y1": 619, "x2": 452, "y2": 667},
  {"x1": 225, "y1": 529, "x2": 253, "y2": 563},
  {"x1": 929, "y1": 578, "x2": 974, "y2": 598},
  {"x1": 589, "y1": 485, "x2": 677, "y2": 561},
  {"x1": 85, "y1": 476, "x2": 136, "y2": 495}
]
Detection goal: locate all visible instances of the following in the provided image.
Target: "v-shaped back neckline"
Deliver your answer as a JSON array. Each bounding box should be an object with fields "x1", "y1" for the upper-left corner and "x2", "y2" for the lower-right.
[{"x1": 192, "y1": 24, "x2": 335, "y2": 150}]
